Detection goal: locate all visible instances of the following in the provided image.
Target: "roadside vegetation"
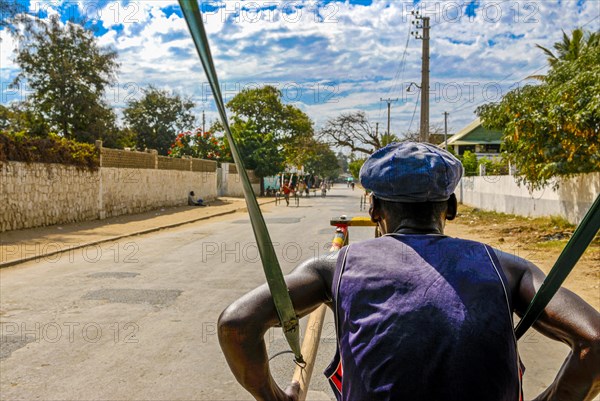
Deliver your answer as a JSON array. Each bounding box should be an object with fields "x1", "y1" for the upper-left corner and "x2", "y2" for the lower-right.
[
  {"x1": 456, "y1": 205, "x2": 599, "y2": 249},
  {"x1": 0, "y1": 131, "x2": 98, "y2": 169},
  {"x1": 0, "y1": 13, "x2": 346, "y2": 186},
  {"x1": 478, "y1": 28, "x2": 600, "y2": 190}
]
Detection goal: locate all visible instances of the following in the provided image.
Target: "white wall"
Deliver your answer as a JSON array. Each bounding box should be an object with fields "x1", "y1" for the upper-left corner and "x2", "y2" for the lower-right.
[
  {"x1": 0, "y1": 162, "x2": 99, "y2": 231},
  {"x1": 100, "y1": 168, "x2": 217, "y2": 219},
  {"x1": 456, "y1": 173, "x2": 600, "y2": 224},
  {"x1": 218, "y1": 163, "x2": 259, "y2": 197},
  {"x1": 1, "y1": 162, "x2": 218, "y2": 232},
  {"x1": 1, "y1": 160, "x2": 261, "y2": 232}
]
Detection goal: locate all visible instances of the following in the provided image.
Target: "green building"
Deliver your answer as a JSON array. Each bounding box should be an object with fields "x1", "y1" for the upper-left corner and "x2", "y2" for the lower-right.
[{"x1": 440, "y1": 118, "x2": 503, "y2": 158}]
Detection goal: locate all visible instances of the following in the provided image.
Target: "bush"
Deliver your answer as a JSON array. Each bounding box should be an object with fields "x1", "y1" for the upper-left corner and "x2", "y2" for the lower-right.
[
  {"x1": 0, "y1": 131, "x2": 99, "y2": 169},
  {"x1": 478, "y1": 157, "x2": 509, "y2": 175},
  {"x1": 460, "y1": 151, "x2": 478, "y2": 176}
]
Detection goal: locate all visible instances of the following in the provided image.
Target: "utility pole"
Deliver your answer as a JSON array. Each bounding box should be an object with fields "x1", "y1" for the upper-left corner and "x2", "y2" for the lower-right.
[
  {"x1": 411, "y1": 11, "x2": 430, "y2": 143},
  {"x1": 375, "y1": 122, "x2": 379, "y2": 139},
  {"x1": 443, "y1": 112, "x2": 449, "y2": 150},
  {"x1": 202, "y1": 110, "x2": 206, "y2": 133},
  {"x1": 380, "y1": 98, "x2": 398, "y2": 139}
]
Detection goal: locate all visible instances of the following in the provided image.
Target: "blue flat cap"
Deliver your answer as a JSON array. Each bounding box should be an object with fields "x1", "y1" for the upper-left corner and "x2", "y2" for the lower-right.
[{"x1": 359, "y1": 142, "x2": 463, "y2": 202}]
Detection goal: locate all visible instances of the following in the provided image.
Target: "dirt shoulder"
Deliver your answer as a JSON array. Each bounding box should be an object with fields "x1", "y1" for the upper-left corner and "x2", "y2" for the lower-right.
[{"x1": 445, "y1": 205, "x2": 600, "y2": 310}]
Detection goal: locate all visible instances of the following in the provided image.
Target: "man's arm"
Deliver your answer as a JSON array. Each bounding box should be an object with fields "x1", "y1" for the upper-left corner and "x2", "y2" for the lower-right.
[
  {"x1": 495, "y1": 249, "x2": 600, "y2": 401},
  {"x1": 218, "y1": 255, "x2": 336, "y2": 401}
]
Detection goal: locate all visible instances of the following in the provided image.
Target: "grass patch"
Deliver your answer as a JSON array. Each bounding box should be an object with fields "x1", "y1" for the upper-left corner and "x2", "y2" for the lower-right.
[{"x1": 534, "y1": 240, "x2": 570, "y2": 250}]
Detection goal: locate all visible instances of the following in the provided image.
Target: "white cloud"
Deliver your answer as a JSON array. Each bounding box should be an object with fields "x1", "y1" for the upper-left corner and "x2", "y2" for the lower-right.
[{"x1": 2, "y1": 0, "x2": 598, "y2": 135}]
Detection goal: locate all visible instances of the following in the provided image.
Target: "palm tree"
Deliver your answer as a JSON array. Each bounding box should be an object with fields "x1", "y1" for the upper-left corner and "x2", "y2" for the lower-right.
[
  {"x1": 527, "y1": 28, "x2": 599, "y2": 81},
  {"x1": 536, "y1": 28, "x2": 600, "y2": 67}
]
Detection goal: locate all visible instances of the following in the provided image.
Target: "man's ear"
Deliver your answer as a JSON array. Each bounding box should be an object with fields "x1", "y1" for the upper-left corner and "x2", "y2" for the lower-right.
[
  {"x1": 369, "y1": 196, "x2": 383, "y2": 223},
  {"x1": 446, "y1": 194, "x2": 457, "y2": 221}
]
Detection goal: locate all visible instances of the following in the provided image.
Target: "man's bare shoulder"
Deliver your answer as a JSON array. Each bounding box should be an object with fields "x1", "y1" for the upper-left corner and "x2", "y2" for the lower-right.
[
  {"x1": 491, "y1": 247, "x2": 539, "y2": 279},
  {"x1": 293, "y1": 251, "x2": 339, "y2": 296},
  {"x1": 492, "y1": 248, "x2": 535, "y2": 268},
  {"x1": 491, "y1": 247, "x2": 541, "y2": 310}
]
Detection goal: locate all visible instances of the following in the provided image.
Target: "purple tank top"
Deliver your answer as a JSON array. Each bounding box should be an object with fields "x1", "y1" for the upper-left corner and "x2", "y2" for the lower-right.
[{"x1": 324, "y1": 234, "x2": 523, "y2": 401}]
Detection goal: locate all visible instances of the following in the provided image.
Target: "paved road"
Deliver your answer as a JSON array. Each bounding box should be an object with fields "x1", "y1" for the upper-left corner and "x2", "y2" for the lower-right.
[{"x1": 0, "y1": 187, "x2": 595, "y2": 400}]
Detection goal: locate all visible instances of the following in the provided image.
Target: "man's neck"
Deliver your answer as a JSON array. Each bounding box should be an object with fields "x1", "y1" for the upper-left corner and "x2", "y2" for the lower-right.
[{"x1": 384, "y1": 219, "x2": 445, "y2": 235}]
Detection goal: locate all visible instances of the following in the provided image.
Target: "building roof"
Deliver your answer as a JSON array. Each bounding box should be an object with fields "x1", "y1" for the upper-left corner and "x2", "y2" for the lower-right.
[{"x1": 441, "y1": 118, "x2": 503, "y2": 147}]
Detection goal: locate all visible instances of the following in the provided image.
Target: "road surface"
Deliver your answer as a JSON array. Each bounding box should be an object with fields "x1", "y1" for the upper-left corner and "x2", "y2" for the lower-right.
[{"x1": 0, "y1": 187, "x2": 595, "y2": 400}]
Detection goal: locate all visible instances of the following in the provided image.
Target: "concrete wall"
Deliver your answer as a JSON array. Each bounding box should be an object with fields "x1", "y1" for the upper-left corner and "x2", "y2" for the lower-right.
[
  {"x1": 100, "y1": 168, "x2": 217, "y2": 219},
  {"x1": 1, "y1": 161, "x2": 221, "y2": 232},
  {"x1": 0, "y1": 141, "x2": 260, "y2": 232},
  {"x1": 218, "y1": 163, "x2": 260, "y2": 197},
  {"x1": 1, "y1": 143, "x2": 262, "y2": 232},
  {"x1": 457, "y1": 172, "x2": 600, "y2": 224},
  {"x1": 0, "y1": 162, "x2": 100, "y2": 231}
]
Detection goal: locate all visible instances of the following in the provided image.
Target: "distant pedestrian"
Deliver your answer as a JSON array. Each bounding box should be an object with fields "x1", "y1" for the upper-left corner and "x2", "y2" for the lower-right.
[
  {"x1": 281, "y1": 180, "x2": 292, "y2": 206},
  {"x1": 297, "y1": 180, "x2": 306, "y2": 197}
]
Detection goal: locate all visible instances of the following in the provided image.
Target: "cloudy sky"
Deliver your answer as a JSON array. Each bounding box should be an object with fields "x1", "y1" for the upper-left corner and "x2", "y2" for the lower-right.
[{"x1": 1, "y1": 0, "x2": 599, "y2": 136}]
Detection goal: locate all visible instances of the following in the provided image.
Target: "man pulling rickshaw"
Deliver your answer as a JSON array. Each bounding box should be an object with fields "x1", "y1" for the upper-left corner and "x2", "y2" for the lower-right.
[{"x1": 218, "y1": 142, "x2": 600, "y2": 401}]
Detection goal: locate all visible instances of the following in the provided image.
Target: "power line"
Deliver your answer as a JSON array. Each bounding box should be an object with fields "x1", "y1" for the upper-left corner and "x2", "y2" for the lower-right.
[
  {"x1": 386, "y1": 22, "x2": 412, "y2": 98},
  {"x1": 380, "y1": 22, "x2": 412, "y2": 119},
  {"x1": 448, "y1": 61, "x2": 548, "y2": 115},
  {"x1": 408, "y1": 90, "x2": 420, "y2": 132},
  {"x1": 581, "y1": 15, "x2": 599, "y2": 28}
]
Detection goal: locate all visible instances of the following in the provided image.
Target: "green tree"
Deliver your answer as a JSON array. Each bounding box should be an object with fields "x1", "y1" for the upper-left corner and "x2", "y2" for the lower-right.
[
  {"x1": 123, "y1": 86, "x2": 196, "y2": 155},
  {"x1": 0, "y1": 105, "x2": 10, "y2": 131},
  {"x1": 349, "y1": 158, "x2": 367, "y2": 180},
  {"x1": 100, "y1": 128, "x2": 137, "y2": 150},
  {"x1": 337, "y1": 151, "x2": 349, "y2": 173},
  {"x1": 0, "y1": 102, "x2": 50, "y2": 137},
  {"x1": 303, "y1": 142, "x2": 341, "y2": 180},
  {"x1": 226, "y1": 85, "x2": 313, "y2": 165},
  {"x1": 536, "y1": 28, "x2": 599, "y2": 67},
  {"x1": 228, "y1": 121, "x2": 285, "y2": 178},
  {"x1": 461, "y1": 151, "x2": 478, "y2": 176},
  {"x1": 478, "y1": 31, "x2": 600, "y2": 189},
  {"x1": 13, "y1": 15, "x2": 119, "y2": 142},
  {"x1": 217, "y1": 85, "x2": 315, "y2": 193},
  {"x1": 0, "y1": 0, "x2": 25, "y2": 33},
  {"x1": 380, "y1": 133, "x2": 400, "y2": 147}
]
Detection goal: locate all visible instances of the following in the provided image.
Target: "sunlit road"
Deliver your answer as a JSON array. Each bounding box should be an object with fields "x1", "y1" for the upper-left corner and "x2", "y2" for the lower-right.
[
  {"x1": 0, "y1": 186, "x2": 592, "y2": 400},
  {"x1": 0, "y1": 187, "x2": 366, "y2": 401}
]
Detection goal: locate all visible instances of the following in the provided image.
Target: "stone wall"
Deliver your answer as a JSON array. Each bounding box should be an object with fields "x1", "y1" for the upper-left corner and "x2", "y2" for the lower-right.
[
  {"x1": 0, "y1": 162, "x2": 100, "y2": 231},
  {"x1": 100, "y1": 168, "x2": 217, "y2": 219},
  {"x1": 1, "y1": 158, "x2": 219, "y2": 232},
  {"x1": 1, "y1": 142, "x2": 262, "y2": 232},
  {"x1": 456, "y1": 172, "x2": 600, "y2": 224}
]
